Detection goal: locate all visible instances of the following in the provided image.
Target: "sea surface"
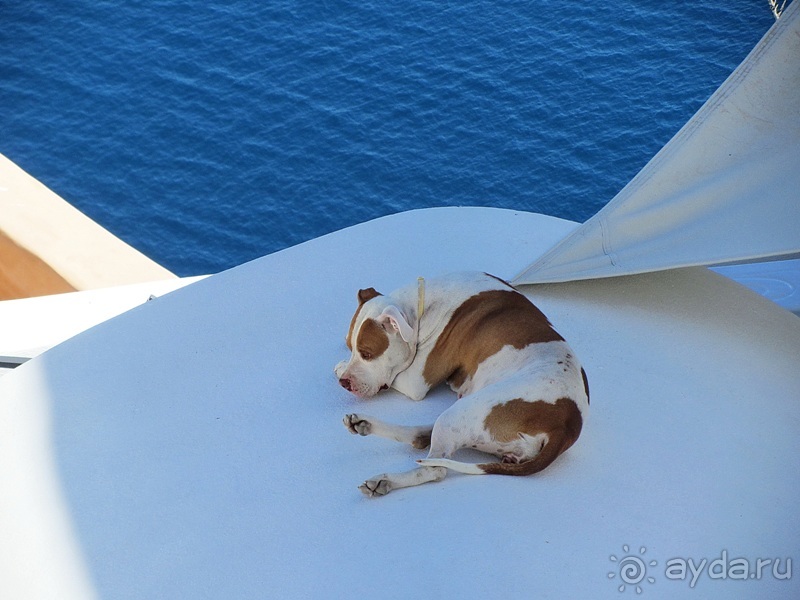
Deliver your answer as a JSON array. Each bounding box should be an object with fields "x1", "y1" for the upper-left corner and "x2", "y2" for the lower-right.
[{"x1": 1, "y1": 1, "x2": 775, "y2": 276}]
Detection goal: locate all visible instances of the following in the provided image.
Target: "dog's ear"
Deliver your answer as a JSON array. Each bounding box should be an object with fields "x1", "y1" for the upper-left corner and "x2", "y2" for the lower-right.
[
  {"x1": 357, "y1": 287, "x2": 381, "y2": 305},
  {"x1": 378, "y1": 306, "x2": 414, "y2": 343}
]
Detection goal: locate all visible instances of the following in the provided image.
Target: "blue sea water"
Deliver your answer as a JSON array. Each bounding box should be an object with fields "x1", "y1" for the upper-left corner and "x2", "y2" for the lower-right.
[{"x1": 1, "y1": 1, "x2": 775, "y2": 276}]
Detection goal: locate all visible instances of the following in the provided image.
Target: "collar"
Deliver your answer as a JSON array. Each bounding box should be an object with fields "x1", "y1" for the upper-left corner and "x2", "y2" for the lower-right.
[{"x1": 417, "y1": 276, "x2": 425, "y2": 318}]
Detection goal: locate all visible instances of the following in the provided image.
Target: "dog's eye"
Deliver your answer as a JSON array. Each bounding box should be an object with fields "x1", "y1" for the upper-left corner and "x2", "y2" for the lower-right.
[{"x1": 360, "y1": 350, "x2": 373, "y2": 361}]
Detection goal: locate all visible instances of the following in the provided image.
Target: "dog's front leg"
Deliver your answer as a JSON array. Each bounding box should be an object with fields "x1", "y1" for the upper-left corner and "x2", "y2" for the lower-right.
[
  {"x1": 390, "y1": 369, "x2": 429, "y2": 401},
  {"x1": 359, "y1": 465, "x2": 447, "y2": 497},
  {"x1": 343, "y1": 414, "x2": 432, "y2": 449}
]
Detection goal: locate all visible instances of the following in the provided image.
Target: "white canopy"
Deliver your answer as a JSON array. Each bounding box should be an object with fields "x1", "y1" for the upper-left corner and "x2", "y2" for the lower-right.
[{"x1": 513, "y1": 2, "x2": 800, "y2": 285}]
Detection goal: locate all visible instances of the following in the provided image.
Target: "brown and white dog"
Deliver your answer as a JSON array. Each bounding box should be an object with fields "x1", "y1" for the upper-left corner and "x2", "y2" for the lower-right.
[{"x1": 335, "y1": 272, "x2": 589, "y2": 497}]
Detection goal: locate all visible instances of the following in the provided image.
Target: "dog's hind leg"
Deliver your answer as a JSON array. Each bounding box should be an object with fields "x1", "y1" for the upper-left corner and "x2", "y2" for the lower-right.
[
  {"x1": 343, "y1": 414, "x2": 433, "y2": 449},
  {"x1": 359, "y1": 464, "x2": 447, "y2": 497},
  {"x1": 358, "y1": 428, "x2": 462, "y2": 497}
]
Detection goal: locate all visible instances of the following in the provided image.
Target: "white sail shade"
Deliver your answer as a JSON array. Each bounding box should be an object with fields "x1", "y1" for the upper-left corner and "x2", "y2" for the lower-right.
[{"x1": 514, "y1": 2, "x2": 800, "y2": 284}]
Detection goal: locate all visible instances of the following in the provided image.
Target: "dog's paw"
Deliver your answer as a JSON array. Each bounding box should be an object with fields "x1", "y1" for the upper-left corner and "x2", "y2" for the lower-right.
[
  {"x1": 343, "y1": 414, "x2": 372, "y2": 436},
  {"x1": 359, "y1": 477, "x2": 392, "y2": 497}
]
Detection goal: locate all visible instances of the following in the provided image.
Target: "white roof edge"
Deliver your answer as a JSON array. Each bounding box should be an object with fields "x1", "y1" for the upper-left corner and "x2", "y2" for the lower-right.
[{"x1": 0, "y1": 276, "x2": 206, "y2": 363}]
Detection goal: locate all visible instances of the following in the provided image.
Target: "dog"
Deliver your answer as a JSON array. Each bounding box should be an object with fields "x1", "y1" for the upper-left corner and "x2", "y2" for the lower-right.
[{"x1": 335, "y1": 272, "x2": 589, "y2": 497}]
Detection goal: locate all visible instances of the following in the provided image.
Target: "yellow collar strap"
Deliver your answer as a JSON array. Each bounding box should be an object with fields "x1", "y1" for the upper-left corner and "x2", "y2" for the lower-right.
[{"x1": 417, "y1": 277, "x2": 425, "y2": 318}]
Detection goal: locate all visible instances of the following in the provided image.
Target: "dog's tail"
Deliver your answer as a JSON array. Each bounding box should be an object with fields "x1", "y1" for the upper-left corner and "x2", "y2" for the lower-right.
[
  {"x1": 417, "y1": 428, "x2": 574, "y2": 476},
  {"x1": 416, "y1": 458, "x2": 485, "y2": 474}
]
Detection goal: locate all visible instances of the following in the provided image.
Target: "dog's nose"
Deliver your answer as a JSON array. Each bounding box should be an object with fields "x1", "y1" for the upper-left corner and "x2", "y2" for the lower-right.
[{"x1": 339, "y1": 377, "x2": 352, "y2": 391}]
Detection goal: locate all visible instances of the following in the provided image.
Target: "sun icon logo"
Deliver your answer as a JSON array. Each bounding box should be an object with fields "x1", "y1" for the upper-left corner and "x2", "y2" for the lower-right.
[{"x1": 608, "y1": 545, "x2": 657, "y2": 594}]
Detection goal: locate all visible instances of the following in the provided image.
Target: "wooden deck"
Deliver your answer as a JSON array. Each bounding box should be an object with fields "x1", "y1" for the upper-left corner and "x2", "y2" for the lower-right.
[{"x1": 0, "y1": 153, "x2": 175, "y2": 300}]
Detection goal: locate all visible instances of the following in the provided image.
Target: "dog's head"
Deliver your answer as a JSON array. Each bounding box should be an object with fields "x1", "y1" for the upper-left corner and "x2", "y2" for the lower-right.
[{"x1": 336, "y1": 287, "x2": 417, "y2": 398}]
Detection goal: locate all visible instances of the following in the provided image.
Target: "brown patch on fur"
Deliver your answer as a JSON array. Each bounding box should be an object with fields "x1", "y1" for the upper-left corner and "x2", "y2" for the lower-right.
[
  {"x1": 358, "y1": 287, "x2": 381, "y2": 304},
  {"x1": 412, "y1": 431, "x2": 432, "y2": 450},
  {"x1": 356, "y1": 318, "x2": 389, "y2": 360},
  {"x1": 423, "y1": 290, "x2": 564, "y2": 388},
  {"x1": 346, "y1": 287, "x2": 381, "y2": 350},
  {"x1": 480, "y1": 397, "x2": 582, "y2": 476},
  {"x1": 581, "y1": 367, "x2": 590, "y2": 405}
]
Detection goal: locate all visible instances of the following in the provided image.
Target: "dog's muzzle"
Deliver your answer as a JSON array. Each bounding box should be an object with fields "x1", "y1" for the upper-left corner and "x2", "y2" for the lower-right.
[{"x1": 339, "y1": 377, "x2": 389, "y2": 394}]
